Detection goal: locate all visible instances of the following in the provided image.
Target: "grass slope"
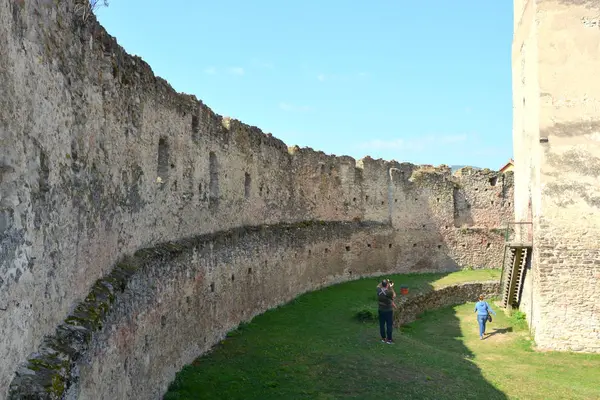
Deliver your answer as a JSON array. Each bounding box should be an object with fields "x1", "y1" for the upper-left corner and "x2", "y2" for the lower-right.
[{"x1": 164, "y1": 269, "x2": 600, "y2": 400}]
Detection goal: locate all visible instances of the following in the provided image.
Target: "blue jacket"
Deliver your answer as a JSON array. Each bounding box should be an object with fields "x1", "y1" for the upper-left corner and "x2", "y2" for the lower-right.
[{"x1": 474, "y1": 301, "x2": 496, "y2": 316}]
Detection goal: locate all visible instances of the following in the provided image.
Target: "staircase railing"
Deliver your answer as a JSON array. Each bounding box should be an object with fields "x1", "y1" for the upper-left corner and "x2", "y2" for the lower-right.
[{"x1": 504, "y1": 221, "x2": 533, "y2": 246}]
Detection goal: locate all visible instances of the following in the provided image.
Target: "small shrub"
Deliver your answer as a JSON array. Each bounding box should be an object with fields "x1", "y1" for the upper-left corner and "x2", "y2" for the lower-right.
[
  {"x1": 510, "y1": 310, "x2": 528, "y2": 329},
  {"x1": 353, "y1": 306, "x2": 377, "y2": 322},
  {"x1": 513, "y1": 310, "x2": 526, "y2": 321}
]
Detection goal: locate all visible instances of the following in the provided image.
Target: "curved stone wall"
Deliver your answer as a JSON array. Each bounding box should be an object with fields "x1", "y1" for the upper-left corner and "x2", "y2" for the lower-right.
[
  {"x1": 394, "y1": 281, "x2": 500, "y2": 326},
  {"x1": 8, "y1": 221, "x2": 399, "y2": 399},
  {"x1": 0, "y1": 0, "x2": 513, "y2": 397}
]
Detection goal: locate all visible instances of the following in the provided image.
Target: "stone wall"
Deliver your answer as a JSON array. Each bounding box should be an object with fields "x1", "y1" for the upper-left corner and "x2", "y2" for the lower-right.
[
  {"x1": 512, "y1": 0, "x2": 600, "y2": 352},
  {"x1": 0, "y1": 0, "x2": 513, "y2": 396},
  {"x1": 394, "y1": 281, "x2": 500, "y2": 326},
  {"x1": 8, "y1": 221, "x2": 399, "y2": 399}
]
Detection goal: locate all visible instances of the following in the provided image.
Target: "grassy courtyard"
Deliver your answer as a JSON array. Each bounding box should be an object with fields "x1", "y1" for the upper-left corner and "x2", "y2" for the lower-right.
[{"x1": 164, "y1": 269, "x2": 600, "y2": 400}]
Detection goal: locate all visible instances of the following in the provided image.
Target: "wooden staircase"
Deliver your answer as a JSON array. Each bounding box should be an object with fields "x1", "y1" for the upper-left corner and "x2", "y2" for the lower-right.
[{"x1": 501, "y1": 245, "x2": 530, "y2": 309}]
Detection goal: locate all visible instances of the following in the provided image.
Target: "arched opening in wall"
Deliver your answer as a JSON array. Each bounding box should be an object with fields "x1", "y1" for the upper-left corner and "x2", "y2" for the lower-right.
[
  {"x1": 489, "y1": 176, "x2": 498, "y2": 186},
  {"x1": 157, "y1": 138, "x2": 169, "y2": 181},
  {"x1": 209, "y1": 151, "x2": 219, "y2": 204},
  {"x1": 244, "y1": 172, "x2": 251, "y2": 199}
]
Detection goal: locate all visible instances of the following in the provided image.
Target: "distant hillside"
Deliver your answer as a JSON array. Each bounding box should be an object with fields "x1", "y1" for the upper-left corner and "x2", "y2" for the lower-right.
[{"x1": 450, "y1": 165, "x2": 482, "y2": 172}]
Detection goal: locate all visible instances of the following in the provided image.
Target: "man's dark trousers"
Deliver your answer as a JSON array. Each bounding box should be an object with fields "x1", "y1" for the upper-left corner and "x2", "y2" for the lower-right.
[{"x1": 378, "y1": 309, "x2": 393, "y2": 340}]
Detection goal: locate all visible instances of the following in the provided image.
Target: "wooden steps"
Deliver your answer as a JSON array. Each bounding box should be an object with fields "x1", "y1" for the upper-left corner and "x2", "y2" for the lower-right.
[{"x1": 501, "y1": 245, "x2": 530, "y2": 309}]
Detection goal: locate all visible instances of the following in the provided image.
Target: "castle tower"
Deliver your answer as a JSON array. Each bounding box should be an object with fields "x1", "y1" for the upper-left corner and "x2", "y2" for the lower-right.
[{"x1": 512, "y1": 0, "x2": 600, "y2": 352}]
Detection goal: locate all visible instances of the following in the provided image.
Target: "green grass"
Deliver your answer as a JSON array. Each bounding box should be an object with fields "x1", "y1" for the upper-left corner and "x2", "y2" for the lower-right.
[{"x1": 164, "y1": 269, "x2": 600, "y2": 400}]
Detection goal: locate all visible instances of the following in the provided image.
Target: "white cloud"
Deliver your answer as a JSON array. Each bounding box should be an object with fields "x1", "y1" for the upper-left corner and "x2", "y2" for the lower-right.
[
  {"x1": 203, "y1": 66, "x2": 217, "y2": 74},
  {"x1": 251, "y1": 59, "x2": 274, "y2": 69},
  {"x1": 279, "y1": 102, "x2": 313, "y2": 112},
  {"x1": 317, "y1": 72, "x2": 369, "y2": 82},
  {"x1": 228, "y1": 67, "x2": 245, "y2": 76},
  {"x1": 358, "y1": 134, "x2": 469, "y2": 152}
]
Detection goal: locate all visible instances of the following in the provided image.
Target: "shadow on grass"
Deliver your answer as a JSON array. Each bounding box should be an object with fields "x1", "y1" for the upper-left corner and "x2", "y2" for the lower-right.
[
  {"x1": 164, "y1": 270, "x2": 507, "y2": 400},
  {"x1": 484, "y1": 327, "x2": 513, "y2": 339}
]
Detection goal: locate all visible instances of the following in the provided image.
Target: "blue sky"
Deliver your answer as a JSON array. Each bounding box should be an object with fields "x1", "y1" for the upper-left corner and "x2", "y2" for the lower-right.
[{"x1": 96, "y1": 1, "x2": 514, "y2": 169}]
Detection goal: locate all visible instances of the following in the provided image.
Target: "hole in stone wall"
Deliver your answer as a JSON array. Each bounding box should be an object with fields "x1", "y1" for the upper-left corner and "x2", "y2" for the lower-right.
[
  {"x1": 191, "y1": 114, "x2": 199, "y2": 135},
  {"x1": 366, "y1": 195, "x2": 369, "y2": 201},
  {"x1": 325, "y1": 248, "x2": 329, "y2": 253},
  {"x1": 491, "y1": 201, "x2": 494, "y2": 205},
  {"x1": 413, "y1": 243, "x2": 417, "y2": 247},
  {"x1": 486, "y1": 243, "x2": 491, "y2": 249},
  {"x1": 462, "y1": 244, "x2": 466, "y2": 248},
  {"x1": 264, "y1": 260, "x2": 267, "y2": 267},
  {"x1": 437, "y1": 245, "x2": 442, "y2": 249},
  {"x1": 508, "y1": 202, "x2": 512, "y2": 206},
  {"x1": 198, "y1": 183, "x2": 202, "y2": 193},
  {"x1": 231, "y1": 274, "x2": 235, "y2": 282},
  {"x1": 244, "y1": 172, "x2": 251, "y2": 199},
  {"x1": 367, "y1": 243, "x2": 371, "y2": 248},
  {"x1": 422, "y1": 224, "x2": 426, "y2": 228},
  {"x1": 209, "y1": 151, "x2": 219, "y2": 203},
  {"x1": 414, "y1": 198, "x2": 418, "y2": 201},
  {"x1": 453, "y1": 187, "x2": 473, "y2": 227},
  {"x1": 436, "y1": 198, "x2": 440, "y2": 202},
  {"x1": 381, "y1": 201, "x2": 384, "y2": 205},
  {"x1": 474, "y1": 188, "x2": 479, "y2": 191},
  {"x1": 161, "y1": 315, "x2": 167, "y2": 328},
  {"x1": 157, "y1": 138, "x2": 169, "y2": 181},
  {"x1": 394, "y1": 199, "x2": 398, "y2": 203},
  {"x1": 210, "y1": 282, "x2": 215, "y2": 292},
  {"x1": 348, "y1": 270, "x2": 353, "y2": 275},
  {"x1": 294, "y1": 252, "x2": 297, "y2": 258},
  {"x1": 445, "y1": 225, "x2": 449, "y2": 229},
  {"x1": 388, "y1": 243, "x2": 392, "y2": 248},
  {"x1": 308, "y1": 250, "x2": 312, "y2": 255},
  {"x1": 352, "y1": 197, "x2": 356, "y2": 202},
  {"x1": 345, "y1": 246, "x2": 351, "y2": 251},
  {"x1": 248, "y1": 268, "x2": 252, "y2": 274},
  {"x1": 170, "y1": 163, "x2": 175, "y2": 169}
]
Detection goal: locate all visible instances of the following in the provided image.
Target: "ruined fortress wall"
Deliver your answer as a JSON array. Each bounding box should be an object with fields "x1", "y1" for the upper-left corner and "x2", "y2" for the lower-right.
[
  {"x1": 0, "y1": 0, "x2": 513, "y2": 396},
  {"x1": 514, "y1": 0, "x2": 600, "y2": 352}
]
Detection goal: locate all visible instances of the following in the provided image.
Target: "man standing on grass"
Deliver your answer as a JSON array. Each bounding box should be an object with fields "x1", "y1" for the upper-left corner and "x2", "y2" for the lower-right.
[{"x1": 377, "y1": 279, "x2": 396, "y2": 344}]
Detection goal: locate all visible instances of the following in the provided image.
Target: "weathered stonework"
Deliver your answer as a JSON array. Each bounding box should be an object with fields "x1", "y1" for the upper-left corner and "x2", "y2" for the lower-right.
[
  {"x1": 513, "y1": 0, "x2": 600, "y2": 352},
  {"x1": 8, "y1": 221, "x2": 400, "y2": 399},
  {"x1": 1, "y1": 0, "x2": 514, "y2": 398},
  {"x1": 394, "y1": 281, "x2": 500, "y2": 326}
]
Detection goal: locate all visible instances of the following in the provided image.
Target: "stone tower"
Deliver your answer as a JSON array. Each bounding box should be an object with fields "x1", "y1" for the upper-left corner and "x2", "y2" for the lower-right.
[{"x1": 512, "y1": 0, "x2": 600, "y2": 352}]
